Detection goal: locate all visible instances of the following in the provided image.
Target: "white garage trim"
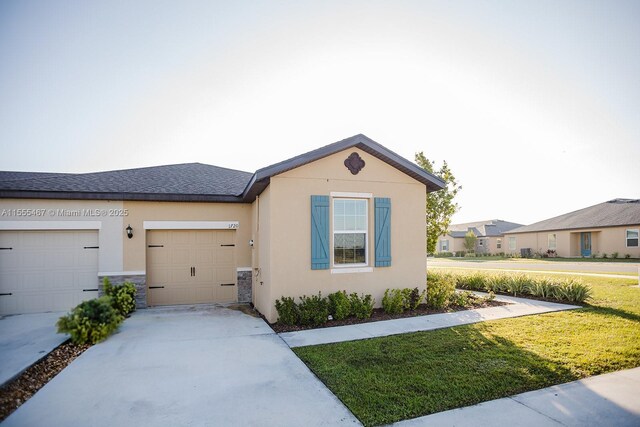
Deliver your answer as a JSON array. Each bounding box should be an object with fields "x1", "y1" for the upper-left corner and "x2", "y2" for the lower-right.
[
  {"x1": 0, "y1": 221, "x2": 102, "y2": 230},
  {"x1": 143, "y1": 221, "x2": 239, "y2": 230},
  {"x1": 236, "y1": 267, "x2": 252, "y2": 272}
]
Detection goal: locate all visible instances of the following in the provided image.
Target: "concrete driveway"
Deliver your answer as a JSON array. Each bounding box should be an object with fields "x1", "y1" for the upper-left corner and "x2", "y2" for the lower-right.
[
  {"x1": 0, "y1": 311, "x2": 68, "y2": 386},
  {"x1": 3, "y1": 305, "x2": 359, "y2": 427}
]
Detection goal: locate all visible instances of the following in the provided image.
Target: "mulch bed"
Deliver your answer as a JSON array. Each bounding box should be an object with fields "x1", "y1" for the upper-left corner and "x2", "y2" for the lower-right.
[
  {"x1": 269, "y1": 299, "x2": 508, "y2": 333},
  {"x1": 0, "y1": 341, "x2": 90, "y2": 422}
]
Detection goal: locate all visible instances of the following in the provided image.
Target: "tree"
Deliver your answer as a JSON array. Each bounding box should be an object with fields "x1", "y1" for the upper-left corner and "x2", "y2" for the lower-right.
[
  {"x1": 415, "y1": 153, "x2": 461, "y2": 254},
  {"x1": 464, "y1": 230, "x2": 477, "y2": 252}
]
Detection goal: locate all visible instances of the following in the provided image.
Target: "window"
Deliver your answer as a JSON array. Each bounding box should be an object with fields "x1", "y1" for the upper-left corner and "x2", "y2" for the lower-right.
[
  {"x1": 627, "y1": 229, "x2": 639, "y2": 247},
  {"x1": 548, "y1": 233, "x2": 557, "y2": 250},
  {"x1": 333, "y1": 199, "x2": 368, "y2": 265},
  {"x1": 440, "y1": 239, "x2": 449, "y2": 251},
  {"x1": 497, "y1": 238, "x2": 502, "y2": 249},
  {"x1": 478, "y1": 239, "x2": 484, "y2": 247},
  {"x1": 508, "y1": 236, "x2": 516, "y2": 251}
]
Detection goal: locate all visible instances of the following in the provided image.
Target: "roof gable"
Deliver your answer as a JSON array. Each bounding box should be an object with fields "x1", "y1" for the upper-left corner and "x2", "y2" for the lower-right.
[
  {"x1": 447, "y1": 219, "x2": 524, "y2": 237},
  {"x1": 241, "y1": 134, "x2": 445, "y2": 201}
]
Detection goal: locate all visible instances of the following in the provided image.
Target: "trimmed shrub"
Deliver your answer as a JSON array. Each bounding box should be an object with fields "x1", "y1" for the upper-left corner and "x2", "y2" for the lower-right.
[
  {"x1": 406, "y1": 287, "x2": 427, "y2": 310},
  {"x1": 298, "y1": 293, "x2": 329, "y2": 326},
  {"x1": 382, "y1": 289, "x2": 405, "y2": 315},
  {"x1": 427, "y1": 274, "x2": 456, "y2": 309},
  {"x1": 505, "y1": 274, "x2": 528, "y2": 296},
  {"x1": 349, "y1": 293, "x2": 375, "y2": 319},
  {"x1": 612, "y1": 252, "x2": 619, "y2": 259},
  {"x1": 625, "y1": 254, "x2": 631, "y2": 259},
  {"x1": 102, "y1": 278, "x2": 137, "y2": 317},
  {"x1": 328, "y1": 290, "x2": 352, "y2": 321},
  {"x1": 275, "y1": 296, "x2": 299, "y2": 325},
  {"x1": 57, "y1": 296, "x2": 123, "y2": 345}
]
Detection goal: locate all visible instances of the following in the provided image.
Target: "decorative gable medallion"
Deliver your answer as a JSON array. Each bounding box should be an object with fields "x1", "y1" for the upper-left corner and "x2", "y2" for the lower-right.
[{"x1": 344, "y1": 152, "x2": 365, "y2": 175}]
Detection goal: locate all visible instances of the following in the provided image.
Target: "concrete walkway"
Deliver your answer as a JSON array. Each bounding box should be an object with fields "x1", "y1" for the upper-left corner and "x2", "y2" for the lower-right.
[
  {"x1": 280, "y1": 295, "x2": 580, "y2": 348},
  {"x1": 0, "y1": 311, "x2": 68, "y2": 386},
  {"x1": 3, "y1": 305, "x2": 359, "y2": 427},
  {"x1": 391, "y1": 367, "x2": 640, "y2": 426}
]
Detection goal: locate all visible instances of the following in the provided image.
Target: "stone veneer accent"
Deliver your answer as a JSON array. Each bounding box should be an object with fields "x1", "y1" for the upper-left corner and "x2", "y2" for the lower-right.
[
  {"x1": 98, "y1": 274, "x2": 147, "y2": 309},
  {"x1": 237, "y1": 270, "x2": 252, "y2": 303}
]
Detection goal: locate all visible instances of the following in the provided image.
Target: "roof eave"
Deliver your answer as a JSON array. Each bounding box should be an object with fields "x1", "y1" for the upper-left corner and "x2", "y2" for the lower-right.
[{"x1": 0, "y1": 190, "x2": 244, "y2": 203}]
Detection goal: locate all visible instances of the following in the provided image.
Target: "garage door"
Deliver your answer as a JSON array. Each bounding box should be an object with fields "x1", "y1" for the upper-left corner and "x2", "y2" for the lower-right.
[
  {"x1": 0, "y1": 230, "x2": 99, "y2": 315},
  {"x1": 147, "y1": 230, "x2": 236, "y2": 306}
]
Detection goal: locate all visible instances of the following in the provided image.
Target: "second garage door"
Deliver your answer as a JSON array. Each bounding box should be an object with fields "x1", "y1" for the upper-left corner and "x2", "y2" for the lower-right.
[
  {"x1": 146, "y1": 230, "x2": 236, "y2": 306},
  {"x1": 0, "y1": 230, "x2": 99, "y2": 315}
]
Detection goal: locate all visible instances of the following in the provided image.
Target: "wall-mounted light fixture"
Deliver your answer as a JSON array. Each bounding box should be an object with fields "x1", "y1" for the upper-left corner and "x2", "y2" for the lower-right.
[{"x1": 126, "y1": 224, "x2": 133, "y2": 239}]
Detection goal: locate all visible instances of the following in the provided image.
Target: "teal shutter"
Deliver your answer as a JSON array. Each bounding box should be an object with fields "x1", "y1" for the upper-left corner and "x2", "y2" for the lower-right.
[
  {"x1": 375, "y1": 197, "x2": 391, "y2": 267},
  {"x1": 311, "y1": 195, "x2": 330, "y2": 270}
]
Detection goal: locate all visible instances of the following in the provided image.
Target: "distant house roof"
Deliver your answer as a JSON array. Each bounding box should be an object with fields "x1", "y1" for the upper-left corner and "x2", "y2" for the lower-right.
[
  {"x1": 507, "y1": 199, "x2": 640, "y2": 234},
  {"x1": 0, "y1": 134, "x2": 445, "y2": 202},
  {"x1": 446, "y1": 219, "x2": 524, "y2": 238}
]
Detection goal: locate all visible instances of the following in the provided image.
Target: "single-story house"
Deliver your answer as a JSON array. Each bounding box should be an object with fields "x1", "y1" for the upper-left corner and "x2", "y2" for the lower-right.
[
  {"x1": 0, "y1": 134, "x2": 444, "y2": 321},
  {"x1": 503, "y1": 199, "x2": 640, "y2": 258},
  {"x1": 436, "y1": 219, "x2": 523, "y2": 255}
]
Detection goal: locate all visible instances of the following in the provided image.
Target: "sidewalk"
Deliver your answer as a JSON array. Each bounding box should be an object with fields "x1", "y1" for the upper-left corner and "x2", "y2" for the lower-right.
[
  {"x1": 391, "y1": 367, "x2": 640, "y2": 426},
  {"x1": 279, "y1": 294, "x2": 579, "y2": 348}
]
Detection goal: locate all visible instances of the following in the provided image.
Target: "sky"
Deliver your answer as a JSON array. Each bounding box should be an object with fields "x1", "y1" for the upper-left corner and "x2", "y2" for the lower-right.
[{"x1": 0, "y1": 0, "x2": 638, "y2": 225}]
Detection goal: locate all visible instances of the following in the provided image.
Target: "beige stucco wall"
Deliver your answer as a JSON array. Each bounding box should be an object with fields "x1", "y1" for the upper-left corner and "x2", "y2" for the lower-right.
[
  {"x1": 0, "y1": 199, "x2": 124, "y2": 272},
  {"x1": 504, "y1": 225, "x2": 640, "y2": 258},
  {"x1": 251, "y1": 187, "x2": 273, "y2": 319},
  {"x1": 122, "y1": 201, "x2": 252, "y2": 273},
  {"x1": 255, "y1": 147, "x2": 427, "y2": 323}
]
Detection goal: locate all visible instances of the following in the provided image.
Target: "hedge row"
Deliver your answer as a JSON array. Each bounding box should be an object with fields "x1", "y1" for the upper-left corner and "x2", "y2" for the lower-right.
[{"x1": 431, "y1": 271, "x2": 592, "y2": 303}]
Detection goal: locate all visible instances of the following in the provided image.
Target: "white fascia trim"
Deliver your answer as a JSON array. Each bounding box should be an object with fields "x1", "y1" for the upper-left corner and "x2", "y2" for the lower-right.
[
  {"x1": 0, "y1": 221, "x2": 102, "y2": 230},
  {"x1": 330, "y1": 192, "x2": 373, "y2": 199},
  {"x1": 331, "y1": 267, "x2": 373, "y2": 274},
  {"x1": 236, "y1": 267, "x2": 252, "y2": 272},
  {"x1": 143, "y1": 221, "x2": 239, "y2": 230},
  {"x1": 98, "y1": 271, "x2": 146, "y2": 276}
]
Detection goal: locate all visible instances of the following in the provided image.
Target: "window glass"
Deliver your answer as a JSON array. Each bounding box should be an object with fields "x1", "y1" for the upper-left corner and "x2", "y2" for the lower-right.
[
  {"x1": 548, "y1": 233, "x2": 557, "y2": 250},
  {"x1": 509, "y1": 236, "x2": 516, "y2": 251},
  {"x1": 333, "y1": 199, "x2": 368, "y2": 265},
  {"x1": 627, "y1": 229, "x2": 639, "y2": 247}
]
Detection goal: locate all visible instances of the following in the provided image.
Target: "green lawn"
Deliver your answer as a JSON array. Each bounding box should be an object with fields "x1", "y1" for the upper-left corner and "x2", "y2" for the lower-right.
[
  {"x1": 432, "y1": 256, "x2": 640, "y2": 263},
  {"x1": 294, "y1": 276, "x2": 640, "y2": 426}
]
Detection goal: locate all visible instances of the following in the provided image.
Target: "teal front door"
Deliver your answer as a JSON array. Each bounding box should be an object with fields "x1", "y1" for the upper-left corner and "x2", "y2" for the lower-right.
[{"x1": 581, "y1": 232, "x2": 592, "y2": 257}]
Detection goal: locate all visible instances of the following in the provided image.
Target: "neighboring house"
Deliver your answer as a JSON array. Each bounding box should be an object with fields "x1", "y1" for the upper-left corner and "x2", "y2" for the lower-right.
[
  {"x1": 437, "y1": 220, "x2": 524, "y2": 255},
  {"x1": 0, "y1": 134, "x2": 444, "y2": 321},
  {"x1": 504, "y1": 199, "x2": 640, "y2": 258}
]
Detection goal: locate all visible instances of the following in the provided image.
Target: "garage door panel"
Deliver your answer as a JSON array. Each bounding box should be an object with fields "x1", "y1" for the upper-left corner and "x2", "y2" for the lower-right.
[
  {"x1": 147, "y1": 229, "x2": 237, "y2": 306},
  {"x1": 216, "y1": 285, "x2": 236, "y2": 302},
  {"x1": 0, "y1": 231, "x2": 99, "y2": 315}
]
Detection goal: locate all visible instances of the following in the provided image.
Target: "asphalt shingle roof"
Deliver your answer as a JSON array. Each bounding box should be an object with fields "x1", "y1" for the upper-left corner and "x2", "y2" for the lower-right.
[
  {"x1": 447, "y1": 220, "x2": 524, "y2": 237},
  {"x1": 0, "y1": 163, "x2": 253, "y2": 202},
  {"x1": 507, "y1": 199, "x2": 640, "y2": 233},
  {"x1": 0, "y1": 134, "x2": 445, "y2": 202}
]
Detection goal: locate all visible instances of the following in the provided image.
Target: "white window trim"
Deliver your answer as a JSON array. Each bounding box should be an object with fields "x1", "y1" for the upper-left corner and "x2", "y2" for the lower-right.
[
  {"x1": 0, "y1": 221, "x2": 101, "y2": 230},
  {"x1": 508, "y1": 236, "x2": 516, "y2": 251},
  {"x1": 626, "y1": 228, "x2": 639, "y2": 248},
  {"x1": 330, "y1": 192, "x2": 372, "y2": 199},
  {"x1": 479, "y1": 239, "x2": 484, "y2": 246},
  {"x1": 143, "y1": 221, "x2": 239, "y2": 230},
  {"x1": 497, "y1": 238, "x2": 502, "y2": 249},
  {"x1": 441, "y1": 239, "x2": 449, "y2": 251},
  {"x1": 548, "y1": 233, "x2": 557, "y2": 250},
  {"x1": 332, "y1": 197, "x2": 369, "y2": 268}
]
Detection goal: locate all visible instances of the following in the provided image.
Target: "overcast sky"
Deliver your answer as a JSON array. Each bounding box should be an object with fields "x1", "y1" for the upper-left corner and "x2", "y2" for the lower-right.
[{"x1": 1, "y1": 0, "x2": 638, "y2": 225}]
